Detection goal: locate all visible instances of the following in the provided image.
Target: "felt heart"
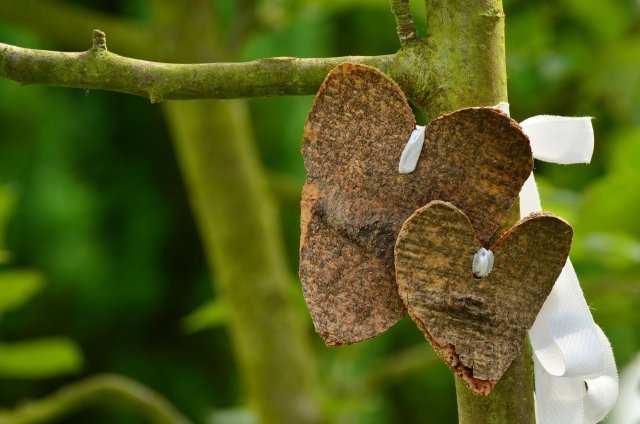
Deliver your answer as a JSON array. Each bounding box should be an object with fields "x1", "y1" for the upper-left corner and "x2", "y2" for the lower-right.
[
  {"x1": 300, "y1": 63, "x2": 533, "y2": 346},
  {"x1": 395, "y1": 201, "x2": 573, "y2": 395}
]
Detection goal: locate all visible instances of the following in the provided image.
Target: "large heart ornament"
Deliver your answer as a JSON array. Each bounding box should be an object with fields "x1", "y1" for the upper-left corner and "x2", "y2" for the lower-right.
[
  {"x1": 300, "y1": 63, "x2": 533, "y2": 346},
  {"x1": 395, "y1": 201, "x2": 573, "y2": 395}
]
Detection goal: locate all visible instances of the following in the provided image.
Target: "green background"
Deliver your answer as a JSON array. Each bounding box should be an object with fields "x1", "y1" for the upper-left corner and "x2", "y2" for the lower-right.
[{"x1": 0, "y1": 0, "x2": 638, "y2": 422}]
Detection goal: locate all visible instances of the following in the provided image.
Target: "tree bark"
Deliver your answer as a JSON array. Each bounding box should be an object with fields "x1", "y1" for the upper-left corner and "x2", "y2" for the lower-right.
[
  {"x1": 0, "y1": 39, "x2": 393, "y2": 101},
  {"x1": 456, "y1": 342, "x2": 536, "y2": 424},
  {"x1": 415, "y1": 0, "x2": 535, "y2": 422}
]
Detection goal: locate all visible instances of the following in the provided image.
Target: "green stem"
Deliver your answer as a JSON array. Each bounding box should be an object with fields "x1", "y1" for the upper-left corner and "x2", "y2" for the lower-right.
[
  {"x1": 0, "y1": 33, "x2": 394, "y2": 102},
  {"x1": 0, "y1": 374, "x2": 192, "y2": 424},
  {"x1": 455, "y1": 342, "x2": 535, "y2": 424}
]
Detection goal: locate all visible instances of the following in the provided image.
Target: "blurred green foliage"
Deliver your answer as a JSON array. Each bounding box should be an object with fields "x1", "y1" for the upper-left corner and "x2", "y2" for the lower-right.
[
  {"x1": 0, "y1": 0, "x2": 639, "y2": 423},
  {"x1": 0, "y1": 270, "x2": 44, "y2": 318},
  {"x1": 0, "y1": 186, "x2": 83, "y2": 380},
  {"x1": 0, "y1": 338, "x2": 82, "y2": 379},
  {"x1": 181, "y1": 300, "x2": 228, "y2": 335}
]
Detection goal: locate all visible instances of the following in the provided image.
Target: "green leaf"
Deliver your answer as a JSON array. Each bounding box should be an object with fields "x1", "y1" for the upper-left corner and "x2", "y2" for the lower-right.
[
  {"x1": 0, "y1": 270, "x2": 45, "y2": 317},
  {"x1": 181, "y1": 299, "x2": 228, "y2": 334},
  {"x1": 0, "y1": 338, "x2": 83, "y2": 379}
]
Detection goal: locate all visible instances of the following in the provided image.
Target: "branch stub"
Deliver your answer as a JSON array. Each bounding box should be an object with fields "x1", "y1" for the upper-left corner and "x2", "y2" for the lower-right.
[{"x1": 92, "y1": 29, "x2": 107, "y2": 51}]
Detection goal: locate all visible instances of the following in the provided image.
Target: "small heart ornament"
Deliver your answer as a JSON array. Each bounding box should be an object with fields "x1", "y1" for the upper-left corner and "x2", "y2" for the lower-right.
[
  {"x1": 395, "y1": 201, "x2": 573, "y2": 395},
  {"x1": 300, "y1": 63, "x2": 533, "y2": 346}
]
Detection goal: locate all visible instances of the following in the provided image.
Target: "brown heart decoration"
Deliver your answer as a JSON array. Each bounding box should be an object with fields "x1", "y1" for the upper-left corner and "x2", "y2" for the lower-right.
[
  {"x1": 395, "y1": 200, "x2": 572, "y2": 395},
  {"x1": 300, "y1": 63, "x2": 533, "y2": 346}
]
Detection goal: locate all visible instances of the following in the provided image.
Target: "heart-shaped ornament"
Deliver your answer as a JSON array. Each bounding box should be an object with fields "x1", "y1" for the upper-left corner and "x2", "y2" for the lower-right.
[
  {"x1": 300, "y1": 63, "x2": 533, "y2": 346},
  {"x1": 395, "y1": 201, "x2": 573, "y2": 395}
]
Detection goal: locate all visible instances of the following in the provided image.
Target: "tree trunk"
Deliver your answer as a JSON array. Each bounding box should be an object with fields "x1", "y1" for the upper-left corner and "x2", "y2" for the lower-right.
[
  {"x1": 165, "y1": 99, "x2": 321, "y2": 424},
  {"x1": 150, "y1": 3, "x2": 322, "y2": 423},
  {"x1": 417, "y1": 2, "x2": 536, "y2": 420}
]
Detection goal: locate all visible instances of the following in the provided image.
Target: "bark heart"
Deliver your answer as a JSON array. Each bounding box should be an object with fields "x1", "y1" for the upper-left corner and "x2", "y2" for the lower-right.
[
  {"x1": 395, "y1": 200, "x2": 573, "y2": 395},
  {"x1": 300, "y1": 63, "x2": 533, "y2": 346}
]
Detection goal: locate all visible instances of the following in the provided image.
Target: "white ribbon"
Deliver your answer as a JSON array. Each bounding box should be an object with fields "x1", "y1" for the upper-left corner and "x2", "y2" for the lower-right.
[
  {"x1": 520, "y1": 115, "x2": 594, "y2": 164},
  {"x1": 513, "y1": 105, "x2": 618, "y2": 424},
  {"x1": 397, "y1": 104, "x2": 618, "y2": 422}
]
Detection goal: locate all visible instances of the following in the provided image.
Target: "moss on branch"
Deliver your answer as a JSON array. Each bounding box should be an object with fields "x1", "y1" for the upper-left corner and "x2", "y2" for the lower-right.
[
  {"x1": 422, "y1": 0, "x2": 508, "y2": 119},
  {"x1": 0, "y1": 374, "x2": 192, "y2": 424},
  {"x1": 0, "y1": 31, "x2": 395, "y2": 103}
]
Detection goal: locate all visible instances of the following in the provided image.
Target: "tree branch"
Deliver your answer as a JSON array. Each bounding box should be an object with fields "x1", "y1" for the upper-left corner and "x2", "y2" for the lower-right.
[
  {"x1": 0, "y1": 31, "x2": 395, "y2": 102},
  {"x1": 389, "y1": 0, "x2": 419, "y2": 45},
  {"x1": 0, "y1": 374, "x2": 192, "y2": 424}
]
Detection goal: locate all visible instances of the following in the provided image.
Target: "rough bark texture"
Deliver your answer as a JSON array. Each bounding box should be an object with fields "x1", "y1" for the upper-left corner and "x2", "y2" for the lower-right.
[
  {"x1": 395, "y1": 201, "x2": 573, "y2": 395},
  {"x1": 300, "y1": 64, "x2": 533, "y2": 346}
]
